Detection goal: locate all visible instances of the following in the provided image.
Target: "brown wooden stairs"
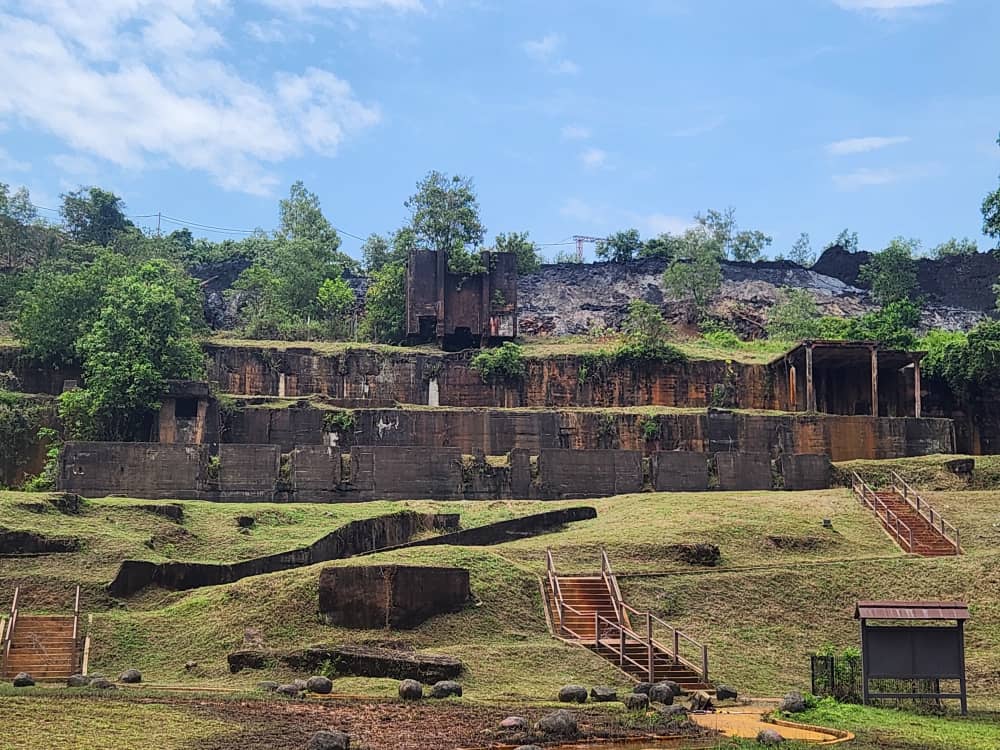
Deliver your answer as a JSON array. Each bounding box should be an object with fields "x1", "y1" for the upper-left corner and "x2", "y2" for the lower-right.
[
  {"x1": 543, "y1": 550, "x2": 712, "y2": 693},
  {"x1": 2, "y1": 586, "x2": 87, "y2": 682},
  {"x1": 852, "y1": 471, "x2": 961, "y2": 557}
]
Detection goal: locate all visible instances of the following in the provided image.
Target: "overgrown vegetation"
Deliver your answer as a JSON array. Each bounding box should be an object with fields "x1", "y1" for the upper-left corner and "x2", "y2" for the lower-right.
[{"x1": 470, "y1": 341, "x2": 526, "y2": 382}]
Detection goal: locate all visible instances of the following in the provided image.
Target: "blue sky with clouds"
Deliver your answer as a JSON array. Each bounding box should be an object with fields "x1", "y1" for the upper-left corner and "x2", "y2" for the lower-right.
[{"x1": 1, "y1": 0, "x2": 998, "y2": 262}]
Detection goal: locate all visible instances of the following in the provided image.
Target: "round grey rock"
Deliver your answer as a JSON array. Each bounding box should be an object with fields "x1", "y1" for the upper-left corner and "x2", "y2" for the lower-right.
[
  {"x1": 89, "y1": 677, "x2": 116, "y2": 690},
  {"x1": 687, "y1": 690, "x2": 713, "y2": 711},
  {"x1": 306, "y1": 675, "x2": 333, "y2": 694},
  {"x1": 590, "y1": 685, "x2": 617, "y2": 702},
  {"x1": 429, "y1": 680, "x2": 462, "y2": 699},
  {"x1": 557, "y1": 684, "x2": 588, "y2": 703},
  {"x1": 779, "y1": 691, "x2": 806, "y2": 713},
  {"x1": 306, "y1": 729, "x2": 350, "y2": 750},
  {"x1": 12, "y1": 672, "x2": 34, "y2": 687},
  {"x1": 648, "y1": 683, "x2": 674, "y2": 705},
  {"x1": 499, "y1": 716, "x2": 529, "y2": 731},
  {"x1": 757, "y1": 728, "x2": 785, "y2": 745},
  {"x1": 293, "y1": 678, "x2": 309, "y2": 690},
  {"x1": 67, "y1": 674, "x2": 90, "y2": 688},
  {"x1": 661, "y1": 704, "x2": 689, "y2": 720},
  {"x1": 119, "y1": 668, "x2": 142, "y2": 684},
  {"x1": 623, "y1": 692, "x2": 650, "y2": 711},
  {"x1": 257, "y1": 681, "x2": 280, "y2": 692},
  {"x1": 536, "y1": 709, "x2": 578, "y2": 738},
  {"x1": 398, "y1": 679, "x2": 423, "y2": 700},
  {"x1": 632, "y1": 681, "x2": 653, "y2": 695},
  {"x1": 716, "y1": 684, "x2": 738, "y2": 701},
  {"x1": 276, "y1": 683, "x2": 303, "y2": 697}
]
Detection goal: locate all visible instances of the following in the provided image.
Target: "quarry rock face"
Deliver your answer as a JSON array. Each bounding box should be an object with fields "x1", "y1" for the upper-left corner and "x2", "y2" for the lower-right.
[
  {"x1": 277, "y1": 644, "x2": 463, "y2": 683},
  {"x1": 318, "y1": 565, "x2": 471, "y2": 630}
]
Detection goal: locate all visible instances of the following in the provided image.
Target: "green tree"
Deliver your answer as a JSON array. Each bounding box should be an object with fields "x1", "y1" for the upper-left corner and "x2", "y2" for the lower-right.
[
  {"x1": 278, "y1": 181, "x2": 339, "y2": 247},
  {"x1": 359, "y1": 262, "x2": 406, "y2": 343},
  {"x1": 932, "y1": 237, "x2": 978, "y2": 258},
  {"x1": 596, "y1": 228, "x2": 642, "y2": 263},
  {"x1": 615, "y1": 299, "x2": 684, "y2": 362},
  {"x1": 361, "y1": 233, "x2": 392, "y2": 272},
  {"x1": 983, "y1": 132, "x2": 1000, "y2": 246},
  {"x1": 767, "y1": 287, "x2": 822, "y2": 340},
  {"x1": 494, "y1": 231, "x2": 541, "y2": 274},
  {"x1": 59, "y1": 261, "x2": 205, "y2": 441},
  {"x1": 0, "y1": 184, "x2": 55, "y2": 271},
  {"x1": 846, "y1": 299, "x2": 921, "y2": 349},
  {"x1": 60, "y1": 187, "x2": 134, "y2": 246},
  {"x1": 857, "y1": 237, "x2": 921, "y2": 305},
  {"x1": 640, "y1": 233, "x2": 684, "y2": 261},
  {"x1": 662, "y1": 227, "x2": 724, "y2": 319},
  {"x1": 404, "y1": 171, "x2": 486, "y2": 275},
  {"x1": 696, "y1": 207, "x2": 771, "y2": 261},
  {"x1": 317, "y1": 275, "x2": 355, "y2": 338},
  {"x1": 827, "y1": 229, "x2": 860, "y2": 253},
  {"x1": 789, "y1": 233, "x2": 815, "y2": 266}
]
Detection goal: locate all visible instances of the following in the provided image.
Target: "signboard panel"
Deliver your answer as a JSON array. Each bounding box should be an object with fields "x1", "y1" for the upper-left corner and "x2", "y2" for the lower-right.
[{"x1": 866, "y1": 626, "x2": 963, "y2": 679}]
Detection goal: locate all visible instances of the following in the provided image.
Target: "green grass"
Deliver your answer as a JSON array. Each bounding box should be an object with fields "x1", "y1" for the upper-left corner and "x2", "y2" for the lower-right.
[{"x1": 835, "y1": 454, "x2": 1000, "y2": 491}]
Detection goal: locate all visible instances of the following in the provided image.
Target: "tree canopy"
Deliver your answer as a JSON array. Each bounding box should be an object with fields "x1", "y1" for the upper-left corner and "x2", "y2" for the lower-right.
[
  {"x1": 983, "y1": 133, "x2": 1000, "y2": 245},
  {"x1": 596, "y1": 229, "x2": 642, "y2": 263},
  {"x1": 857, "y1": 237, "x2": 921, "y2": 306}
]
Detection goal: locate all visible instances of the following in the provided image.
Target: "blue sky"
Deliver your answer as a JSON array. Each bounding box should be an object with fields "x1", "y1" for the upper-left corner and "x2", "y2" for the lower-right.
[{"x1": 1, "y1": 0, "x2": 998, "y2": 262}]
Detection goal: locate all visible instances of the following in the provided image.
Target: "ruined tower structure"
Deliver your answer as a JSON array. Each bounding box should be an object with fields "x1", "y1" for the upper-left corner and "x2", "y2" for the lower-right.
[{"x1": 404, "y1": 249, "x2": 517, "y2": 350}]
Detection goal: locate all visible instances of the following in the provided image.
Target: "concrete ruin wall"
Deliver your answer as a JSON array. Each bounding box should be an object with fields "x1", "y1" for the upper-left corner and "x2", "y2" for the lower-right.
[
  {"x1": 318, "y1": 565, "x2": 471, "y2": 629},
  {"x1": 652, "y1": 451, "x2": 710, "y2": 491},
  {"x1": 716, "y1": 452, "x2": 773, "y2": 491},
  {"x1": 780, "y1": 454, "x2": 832, "y2": 490}
]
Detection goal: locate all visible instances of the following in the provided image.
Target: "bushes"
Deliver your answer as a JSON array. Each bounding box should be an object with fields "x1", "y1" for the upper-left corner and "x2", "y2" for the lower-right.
[{"x1": 471, "y1": 342, "x2": 526, "y2": 382}]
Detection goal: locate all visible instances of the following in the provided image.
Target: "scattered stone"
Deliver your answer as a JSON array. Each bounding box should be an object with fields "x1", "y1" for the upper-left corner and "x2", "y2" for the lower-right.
[
  {"x1": 632, "y1": 681, "x2": 653, "y2": 695},
  {"x1": 514, "y1": 746, "x2": 542, "y2": 750},
  {"x1": 276, "y1": 683, "x2": 303, "y2": 697},
  {"x1": 306, "y1": 676, "x2": 333, "y2": 694},
  {"x1": 293, "y1": 679, "x2": 309, "y2": 690},
  {"x1": 306, "y1": 729, "x2": 350, "y2": 750},
  {"x1": 623, "y1": 693, "x2": 650, "y2": 711},
  {"x1": 12, "y1": 672, "x2": 34, "y2": 687},
  {"x1": 140, "y1": 503, "x2": 184, "y2": 522},
  {"x1": 89, "y1": 678, "x2": 116, "y2": 690},
  {"x1": 236, "y1": 515, "x2": 256, "y2": 528},
  {"x1": 66, "y1": 674, "x2": 90, "y2": 687},
  {"x1": 757, "y1": 728, "x2": 785, "y2": 745},
  {"x1": 716, "y1": 684, "x2": 738, "y2": 701},
  {"x1": 648, "y1": 682, "x2": 675, "y2": 705},
  {"x1": 398, "y1": 679, "x2": 423, "y2": 700},
  {"x1": 535, "y1": 709, "x2": 578, "y2": 738},
  {"x1": 226, "y1": 650, "x2": 272, "y2": 672},
  {"x1": 590, "y1": 685, "x2": 617, "y2": 702},
  {"x1": 944, "y1": 458, "x2": 975, "y2": 476},
  {"x1": 429, "y1": 680, "x2": 462, "y2": 698},
  {"x1": 779, "y1": 691, "x2": 806, "y2": 713},
  {"x1": 660, "y1": 704, "x2": 689, "y2": 720},
  {"x1": 119, "y1": 668, "x2": 142, "y2": 684},
  {"x1": 238, "y1": 528, "x2": 251, "y2": 535},
  {"x1": 184, "y1": 661, "x2": 198, "y2": 672},
  {"x1": 557, "y1": 684, "x2": 588, "y2": 703},
  {"x1": 258, "y1": 681, "x2": 280, "y2": 692},
  {"x1": 688, "y1": 690, "x2": 713, "y2": 711},
  {"x1": 499, "y1": 717, "x2": 529, "y2": 731}
]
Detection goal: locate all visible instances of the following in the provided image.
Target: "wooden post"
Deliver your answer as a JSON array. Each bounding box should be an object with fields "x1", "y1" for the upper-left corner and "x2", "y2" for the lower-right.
[
  {"x1": 870, "y1": 348, "x2": 879, "y2": 417},
  {"x1": 913, "y1": 360, "x2": 922, "y2": 418},
  {"x1": 860, "y1": 618, "x2": 870, "y2": 705},
  {"x1": 646, "y1": 614, "x2": 654, "y2": 683},
  {"x1": 958, "y1": 620, "x2": 968, "y2": 715},
  {"x1": 673, "y1": 630, "x2": 680, "y2": 665},
  {"x1": 805, "y1": 346, "x2": 816, "y2": 412},
  {"x1": 788, "y1": 364, "x2": 797, "y2": 410}
]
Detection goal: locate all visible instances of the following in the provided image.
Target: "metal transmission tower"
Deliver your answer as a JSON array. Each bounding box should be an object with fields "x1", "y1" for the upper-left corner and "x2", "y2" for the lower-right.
[{"x1": 572, "y1": 235, "x2": 604, "y2": 263}]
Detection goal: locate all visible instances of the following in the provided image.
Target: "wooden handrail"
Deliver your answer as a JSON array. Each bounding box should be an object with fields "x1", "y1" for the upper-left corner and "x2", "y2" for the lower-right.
[
  {"x1": 3, "y1": 586, "x2": 19, "y2": 672},
  {"x1": 72, "y1": 585, "x2": 81, "y2": 642},
  {"x1": 890, "y1": 471, "x2": 961, "y2": 553},
  {"x1": 852, "y1": 472, "x2": 915, "y2": 552}
]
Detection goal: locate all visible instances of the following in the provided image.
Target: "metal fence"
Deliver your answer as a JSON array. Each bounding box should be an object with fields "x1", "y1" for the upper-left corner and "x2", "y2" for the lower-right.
[{"x1": 811, "y1": 654, "x2": 949, "y2": 707}]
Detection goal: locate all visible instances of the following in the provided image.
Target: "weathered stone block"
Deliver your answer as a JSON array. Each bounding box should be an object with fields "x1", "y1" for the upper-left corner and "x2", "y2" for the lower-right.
[
  {"x1": 780, "y1": 454, "x2": 831, "y2": 490},
  {"x1": 652, "y1": 451, "x2": 709, "y2": 491},
  {"x1": 318, "y1": 565, "x2": 470, "y2": 629},
  {"x1": 716, "y1": 452, "x2": 772, "y2": 490},
  {"x1": 537, "y1": 449, "x2": 642, "y2": 498}
]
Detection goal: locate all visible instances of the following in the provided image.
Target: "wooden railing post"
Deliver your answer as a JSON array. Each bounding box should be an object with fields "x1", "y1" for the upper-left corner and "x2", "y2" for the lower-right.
[
  {"x1": 673, "y1": 629, "x2": 680, "y2": 665},
  {"x1": 594, "y1": 611, "x2": 600, "y2": 649},
  {"x1": 702, "y1": 645, "x2": 709, "y2": 682},
  {"x1": 619, "y1": 616, "x2": 625, "y2": 666},
  {"x1": 646, "y1": 613, "x2": 654, "y2": 682}
]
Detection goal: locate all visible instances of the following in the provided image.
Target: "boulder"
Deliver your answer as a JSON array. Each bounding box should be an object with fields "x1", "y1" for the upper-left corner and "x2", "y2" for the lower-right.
[
  {"x1": 757, "y1": 728, "x2": 785, "y2": 745},
  {"x1": 623, "y1": 693, "x2": 650, "y2": 711},
  {"x1": 688, "y1": 690, "x2": 713, "y2": 711},
  {"x1": 278, "y1": 644, "x2": 462, "y2": 683},
  {"x1": 535, "y1": 709, "x2": 578, "y2": 738},
  {"x1": 66, "y1": 674, "x2": 90, "y2": 687},
  {"x1": 184, "y1": 661, "x2": 198, "y2": 672},
  {"x1": 716, "y1": 684, "x2": 738, "y2": 701},
  {"x1": 648, "y1": 682, "x2": 675, "y2": 705},
  {"x1": 429, "y1": 680, "x2": 462, "y2": 699},
  {"x1": 12, "y1": 672, "x2": 34, "y2": 687},
  {"x1": 557, "y1": 684, "x2": 588, "y2": 703},
  {"x1": 258, "y1": 681, "x2": 280, "y2": 692},
  {"x1": 632, "y1": 681, "x2": 653, "y2": 695},
  {"x1": 661, "y1": 704, "x2": 689, "y2": 720},
  {"x1": 276, "y1": 683, "x2": 303, "y2": 697},
  {"x1": 89, "y1": 678, "x2": 116, "y2": 690},
  {"x1": 778, "y1": 691, "x2": 806, "y2": 713},
  {"x1": 119, "y1": 669, "x2": 142, "y2": 684},
  {"x1": 499, "y1": 717, "x2": 529, "y2": 731},
  {"x1": 398, "y1": 679, "x2": 423, "y2": 700},
  {"x1": 236, "y1": 515, "x2": 256, "y2": 528},
  {"x1": 306, "y1": 730, "x2": 350, "y2": 750},
  {"x1": 293, "y1": 679, "x2": 309, "y2": 690},
  {"x1": 590, "y1": 685, "x2": 617, "y2": 702},
  {"x1": 307, "y1": 676, "x2": 333, "y2": 694},
  {"x1": 227, "y1": 649, "x2": 273, "y2": 672}
]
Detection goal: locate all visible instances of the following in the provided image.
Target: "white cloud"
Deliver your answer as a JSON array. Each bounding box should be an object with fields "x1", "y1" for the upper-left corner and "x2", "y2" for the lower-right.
[
  {"x1": 832, "y1": 167, "x2": 907, "y2": 189},
  {"x1": 579, "y1": 147, "x2": 608, "y2": 170},
  {"x1": 50, "y1": 153, "x2": 100, "y2": 178},
  {"x1": 638, "y1": 213, "x2": 691, "y2": 235},
  {"x1": 523, "y1": 32, "x2": 579, "y2": 75},
  {"x1": 832, "y1": 0, "x2": 948, "y2": 14},
  {"x1": 561, "y1": 124, "x2": 591, "y2": 140},
  {"x1": 0, "y1": 2, "x2": 381, "y2": 195},
  {"x1": 0, "y1": 146, "x2": 31, "y2": 172},
  {"x1": 826, "y1": 136, "x2": 911, "y2": 155},
  {"x1": 559, "y1": 197, "x2": 608, "y2": 225},
  {"x1": 260, "y1": 0, "x2": 423, "y2": 11}
]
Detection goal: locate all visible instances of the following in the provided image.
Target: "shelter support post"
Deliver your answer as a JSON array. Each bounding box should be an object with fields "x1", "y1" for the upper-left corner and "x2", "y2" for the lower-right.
[
  {"x1": 805, "y1": 346, "x2": 816, "y2": 412},
  {"x1": 914, "y1": 360, "x2": 922, "y2": 418},
  {"x1": 870, "y1": 348, "x2": 879, "y2": 418}
]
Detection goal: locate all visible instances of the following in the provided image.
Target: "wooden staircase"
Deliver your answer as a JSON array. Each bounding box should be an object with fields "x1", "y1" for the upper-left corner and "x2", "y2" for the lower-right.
[
  {"x1": 544, "y1": 550, "x2": 711, "y2": 692},
  {"x1": 852, "y1": 472, "x2": 960, "y2": 557},
  {"x1": 1, "y1": 586, "x2": 85, "y2": 681}
]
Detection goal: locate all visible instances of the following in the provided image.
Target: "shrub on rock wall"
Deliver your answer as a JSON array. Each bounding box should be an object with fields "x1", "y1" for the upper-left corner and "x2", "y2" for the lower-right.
[{"x1": 471, "y1": 342, "x2": 525, "y2": 382}]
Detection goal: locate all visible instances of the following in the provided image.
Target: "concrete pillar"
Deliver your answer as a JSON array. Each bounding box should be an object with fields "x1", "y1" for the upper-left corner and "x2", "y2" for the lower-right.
[
  {"x1": 914, "y1": 360, "x2": 922, "y2": 418},
  {"x1": 805, "y1": 346, "x2": 816, "y2": 412},
  {"x1": 427, "y1": 377, "x2": 440, "y2": 407},
  {"x1": 870, "y1": 348, "x2": 879, "y2": 418}
]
